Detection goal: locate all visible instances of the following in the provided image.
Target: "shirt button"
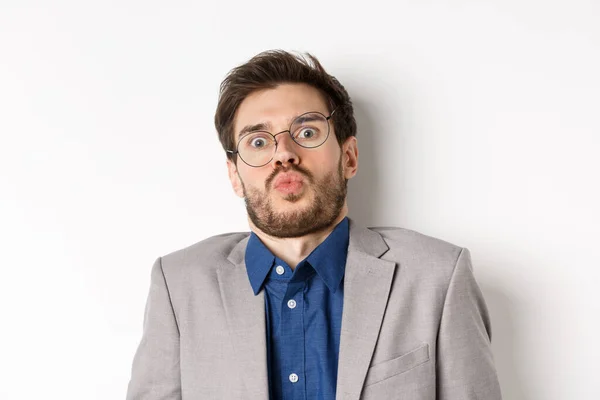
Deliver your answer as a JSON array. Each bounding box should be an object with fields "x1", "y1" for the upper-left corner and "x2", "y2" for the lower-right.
[
  {"x1": 289, "y1": 373, "x2": 299, "y2": 383},
  {"x1": 287, "y1": 299, "x2": 297, "y2": 309},
  {"x1": 275, "y1": 265, "x2": 285, "y2": 275}
]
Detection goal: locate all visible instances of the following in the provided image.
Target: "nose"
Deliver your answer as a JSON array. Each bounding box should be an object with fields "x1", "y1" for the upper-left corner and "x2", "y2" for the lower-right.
[{"x1": 271, "y1": 131, "x2": 299, "y2": 168}]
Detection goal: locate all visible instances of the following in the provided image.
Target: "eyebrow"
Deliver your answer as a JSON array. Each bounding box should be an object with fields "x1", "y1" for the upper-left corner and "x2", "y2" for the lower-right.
[
  {"x1": 294, "y1": 114, "x2": 323, "y2": 125},
  {"x1": 238, "y1": 122, "x2": 272, "y2": 141},
  {"x1": 236, "y1": 112, "x2": 326, "y2": 141}
]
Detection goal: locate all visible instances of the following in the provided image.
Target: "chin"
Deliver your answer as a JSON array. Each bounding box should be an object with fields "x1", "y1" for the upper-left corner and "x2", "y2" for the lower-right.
[{"x1": 274, "y1": 190, "x2": 311, "y2": 205}]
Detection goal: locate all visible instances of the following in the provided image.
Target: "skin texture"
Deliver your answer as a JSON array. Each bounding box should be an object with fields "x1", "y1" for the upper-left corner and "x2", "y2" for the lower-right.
[
  {"x1": 243, "y1": 156, "x2": 347, "y2": 239},
  {"x1": 227, "y1": 83, "x2": 359, "y2": 268}
]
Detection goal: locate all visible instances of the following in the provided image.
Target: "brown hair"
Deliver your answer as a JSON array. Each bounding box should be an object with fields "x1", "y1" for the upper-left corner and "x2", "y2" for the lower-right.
[{"x1": 214, "y1": 50, "x2": 357, "y2": 161}]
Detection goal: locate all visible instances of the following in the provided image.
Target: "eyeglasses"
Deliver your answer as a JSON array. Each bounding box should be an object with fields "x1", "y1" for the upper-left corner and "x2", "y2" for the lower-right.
[{"x1": 227, "y1": 109, "x2": 337, "y2": 167}]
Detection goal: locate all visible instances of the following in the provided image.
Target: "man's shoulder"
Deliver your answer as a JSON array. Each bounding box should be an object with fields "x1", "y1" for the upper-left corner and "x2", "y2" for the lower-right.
[
  {"x1": 366, "y1": 225, "x2": 465, "y2": 272},
  {"x1": 369, "y1": 225, "x2": 462, "y2": 253},
  {"x1": 159, "y1": 231, "x2": 250, "y2": 272}
]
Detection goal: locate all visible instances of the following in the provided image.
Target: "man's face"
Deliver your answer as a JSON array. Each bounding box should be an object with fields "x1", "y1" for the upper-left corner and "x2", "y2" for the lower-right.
[{"x1": 227, "y1": 83, "x2": 358, "y2": 238}]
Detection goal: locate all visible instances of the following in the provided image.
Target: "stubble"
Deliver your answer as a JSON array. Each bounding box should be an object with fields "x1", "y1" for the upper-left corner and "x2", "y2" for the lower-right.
[{"x1": 241, "y1": 157, "x2": 347, "y2": 238}]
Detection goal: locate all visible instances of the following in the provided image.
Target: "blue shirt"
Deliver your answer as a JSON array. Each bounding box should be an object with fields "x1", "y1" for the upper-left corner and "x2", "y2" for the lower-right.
[{"x1": 244, "y1": 217, "x2": 349, "y2": 400}]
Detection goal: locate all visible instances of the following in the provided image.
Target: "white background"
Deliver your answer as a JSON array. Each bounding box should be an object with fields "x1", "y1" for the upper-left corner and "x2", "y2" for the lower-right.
[{"x1": 1, "y1": 1, "x2": 598, "y2": 399}]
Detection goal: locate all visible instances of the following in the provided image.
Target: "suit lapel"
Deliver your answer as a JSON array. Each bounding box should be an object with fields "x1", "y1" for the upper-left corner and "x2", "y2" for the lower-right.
[
  {"x1": 218, "y1": 237, "x2": 269, "y2": 400},
  {"x1": 336, "y1": 221, "x2": 397, "y2": 400}
]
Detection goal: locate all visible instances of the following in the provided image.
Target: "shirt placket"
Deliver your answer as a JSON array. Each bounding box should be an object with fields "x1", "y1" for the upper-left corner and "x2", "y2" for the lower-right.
[{"x1": 280, "y1": 280, "x2": 306, "y2": 400}]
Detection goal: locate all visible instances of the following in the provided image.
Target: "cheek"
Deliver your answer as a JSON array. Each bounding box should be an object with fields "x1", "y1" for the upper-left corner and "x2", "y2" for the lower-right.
[
  {"x1": 311, "y1": 146, "x2": 342, "y2": 172},
  {"x1": 238, "y1": 168, "x2": 270, "y2": 189}
]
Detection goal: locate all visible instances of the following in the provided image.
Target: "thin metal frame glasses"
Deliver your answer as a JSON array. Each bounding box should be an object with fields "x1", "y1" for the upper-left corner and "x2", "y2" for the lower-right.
[{"x1": 227, "y1": 109, "x2": 337, "y2": 167}]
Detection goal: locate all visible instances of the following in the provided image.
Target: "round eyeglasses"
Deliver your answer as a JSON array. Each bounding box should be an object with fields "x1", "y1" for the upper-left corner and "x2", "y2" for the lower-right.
[{"x1": 227, "y1": 109, "x2": 337, "y2": 167}]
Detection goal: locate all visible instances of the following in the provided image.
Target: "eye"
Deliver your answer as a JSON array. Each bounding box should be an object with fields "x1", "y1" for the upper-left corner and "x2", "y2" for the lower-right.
[
  {"x1": 250, "y1": 137, "x2": 267, "y2": 148},
  {"x1": 296, "y1": 128, "x2": 317, "y2": 139}
]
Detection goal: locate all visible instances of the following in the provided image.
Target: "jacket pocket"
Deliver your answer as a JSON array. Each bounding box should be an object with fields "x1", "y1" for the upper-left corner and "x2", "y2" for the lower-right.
[{"x1": 364, "y1": 343, "x2": 430, "y2": 386}]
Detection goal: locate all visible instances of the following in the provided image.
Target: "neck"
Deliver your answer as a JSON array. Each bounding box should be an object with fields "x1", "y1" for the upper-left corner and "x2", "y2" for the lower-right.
[{"x1": 248, "y1": 205, "x2": 348, "y2": 269}]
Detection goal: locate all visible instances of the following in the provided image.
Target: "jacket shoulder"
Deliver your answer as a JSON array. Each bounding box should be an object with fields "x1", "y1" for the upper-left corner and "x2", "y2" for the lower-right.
[
  {"x1": 371, "y1": 226, "x2": 462, "y2": 254},
  {"x1": 369, "y1": 226, "x2": 465, "y2": 275},
  {"x1": 159, "y1": 231, "x2": 250, "y2": 273}
]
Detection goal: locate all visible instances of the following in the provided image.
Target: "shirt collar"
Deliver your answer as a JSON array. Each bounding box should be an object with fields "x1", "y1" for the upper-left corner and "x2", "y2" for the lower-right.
[
  {"x1": 244, "y1": 217, "x2": 350, "y2": 295},
  {"x1": 244, "y1": 233, "x2": 275, "y2": 295},
  {"x1": 303, "y1": 217, "x2": 349, "y2": 293}
]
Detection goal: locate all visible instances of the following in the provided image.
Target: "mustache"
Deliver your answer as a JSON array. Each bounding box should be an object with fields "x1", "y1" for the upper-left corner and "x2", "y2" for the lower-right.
[{"x1": 265, "y1": 164, "x2": 314, "y2": 190}]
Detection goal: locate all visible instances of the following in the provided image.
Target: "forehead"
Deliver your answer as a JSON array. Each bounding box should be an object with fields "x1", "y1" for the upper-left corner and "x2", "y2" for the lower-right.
[{"x1": 233, "y1": 83, "x2": 329, "y2": 140}]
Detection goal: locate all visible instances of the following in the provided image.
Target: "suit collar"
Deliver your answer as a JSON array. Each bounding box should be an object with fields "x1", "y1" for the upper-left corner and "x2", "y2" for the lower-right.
[
  {"x1": 347, "y1": 218, "x2": 390, "y2": 258},
  {"x1": 227, "y1": 234, "x2": 249, "y2": 266}
]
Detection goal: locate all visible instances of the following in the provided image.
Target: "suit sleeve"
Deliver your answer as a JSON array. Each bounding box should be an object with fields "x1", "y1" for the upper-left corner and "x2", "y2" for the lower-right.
[
  {"x1": 436, "y1": 248, "x2": 502, "y2": 399},
  {"x1": 126, "y1": 257, "x2": 182, "y2": 400}
]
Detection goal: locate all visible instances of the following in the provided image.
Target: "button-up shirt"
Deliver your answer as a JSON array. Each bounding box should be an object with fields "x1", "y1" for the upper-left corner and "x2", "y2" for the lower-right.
[{"x1": 245, "y1": 217, "x2": 349, "y2": 400}]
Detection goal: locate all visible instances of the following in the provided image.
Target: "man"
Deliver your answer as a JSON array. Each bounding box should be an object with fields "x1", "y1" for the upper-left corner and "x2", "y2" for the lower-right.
[{"x1": 126, "y1": 50, "x2": 502, "y2": 400}]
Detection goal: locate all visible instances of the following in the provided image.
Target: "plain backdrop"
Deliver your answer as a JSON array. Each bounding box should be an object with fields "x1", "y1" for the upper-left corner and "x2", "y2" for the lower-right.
[{"x1": 1, "y1": 1, "x2": 598, "y2": 399}]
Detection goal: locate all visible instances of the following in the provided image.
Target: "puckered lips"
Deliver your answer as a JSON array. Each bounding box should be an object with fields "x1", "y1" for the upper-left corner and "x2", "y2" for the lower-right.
[{"x1": 272, "y1": 172, "x2": 305, "y2": 195}]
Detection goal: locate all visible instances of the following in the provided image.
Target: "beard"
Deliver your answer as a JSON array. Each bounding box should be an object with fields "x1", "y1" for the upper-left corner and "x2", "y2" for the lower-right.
[{"x1": 240, "y1": 157, "x2": 347, "y2": 238}]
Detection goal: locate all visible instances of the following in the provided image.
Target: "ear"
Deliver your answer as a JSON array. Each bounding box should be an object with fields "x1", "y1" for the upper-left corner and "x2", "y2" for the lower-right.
[
  {"x1": 341, "y1": 136, "x2": 359, "y2": 179},
  {"x1": 227, "y1": 159, "x2": 245, "y2": 198}
]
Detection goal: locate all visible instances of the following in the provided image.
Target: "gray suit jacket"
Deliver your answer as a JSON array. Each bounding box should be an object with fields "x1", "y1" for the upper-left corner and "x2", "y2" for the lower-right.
[{"x1": 127, "y1": 219, "x2": 502, "y2": 399}]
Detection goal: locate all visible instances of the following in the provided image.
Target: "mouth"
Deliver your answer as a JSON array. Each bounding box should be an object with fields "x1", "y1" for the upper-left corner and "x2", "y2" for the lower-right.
[{"x1": 272, "y1": 173, "x2": 305, "y2": 195}]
